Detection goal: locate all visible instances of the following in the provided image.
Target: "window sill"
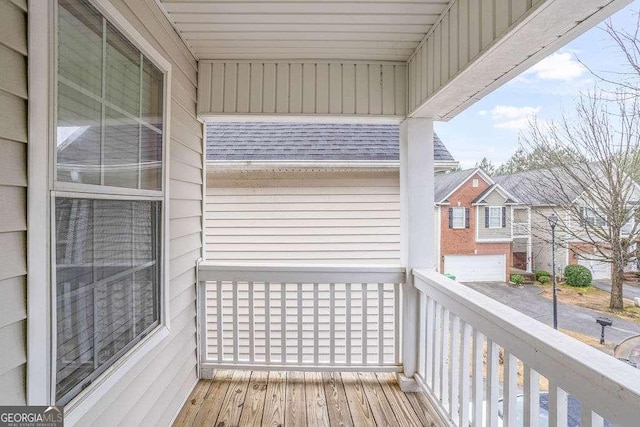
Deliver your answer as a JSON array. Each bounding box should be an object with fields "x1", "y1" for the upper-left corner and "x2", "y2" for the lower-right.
[{"x1": 63, "y1": 325, "x2": 170, "y2": 425}]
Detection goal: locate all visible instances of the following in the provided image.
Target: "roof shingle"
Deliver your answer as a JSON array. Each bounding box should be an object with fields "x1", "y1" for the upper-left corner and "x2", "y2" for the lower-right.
[{"x1": 206, "y1": 122, "x2": 456, "y2": 162}]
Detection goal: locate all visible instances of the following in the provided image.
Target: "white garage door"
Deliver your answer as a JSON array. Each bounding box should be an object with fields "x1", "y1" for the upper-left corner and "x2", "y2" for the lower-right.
[
  {"x1": 444, "y1": 255, "x2": 506, "y2": 282},
  {"x1": 578, "y1": 259, "x2": 611, "y2": 280}
]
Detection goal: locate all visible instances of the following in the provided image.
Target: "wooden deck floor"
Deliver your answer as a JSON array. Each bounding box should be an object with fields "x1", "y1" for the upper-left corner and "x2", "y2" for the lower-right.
[{"x1": 174, "y1": 371, "x2": 443, "y2": 426}]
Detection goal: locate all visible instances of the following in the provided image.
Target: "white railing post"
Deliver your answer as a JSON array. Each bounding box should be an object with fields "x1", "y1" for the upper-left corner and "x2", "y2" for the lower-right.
[{"x1": 399, "y1": 117, "x2": 434, "y2": 390}]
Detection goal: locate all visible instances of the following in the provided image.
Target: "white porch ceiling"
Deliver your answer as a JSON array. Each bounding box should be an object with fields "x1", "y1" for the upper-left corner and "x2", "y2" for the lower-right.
[{"x1": 157, "y1": 0, "x2": 450, "y2": 60}]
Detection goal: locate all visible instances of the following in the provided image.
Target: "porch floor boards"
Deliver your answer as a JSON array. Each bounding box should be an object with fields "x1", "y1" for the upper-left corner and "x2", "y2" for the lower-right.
[{"x1": 174, "y1": 370, "x2": 443, "y2": 426}]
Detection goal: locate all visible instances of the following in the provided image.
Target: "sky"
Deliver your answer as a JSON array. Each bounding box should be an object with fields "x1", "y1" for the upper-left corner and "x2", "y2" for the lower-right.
[{"x1": 434, "y1": 0, "x2": 640, "y2": 169}]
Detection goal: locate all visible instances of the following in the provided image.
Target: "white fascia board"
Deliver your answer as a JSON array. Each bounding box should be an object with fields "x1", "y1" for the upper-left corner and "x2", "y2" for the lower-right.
[{"x1": 200, "y1": 114, "x2": 403, "y2": 124}]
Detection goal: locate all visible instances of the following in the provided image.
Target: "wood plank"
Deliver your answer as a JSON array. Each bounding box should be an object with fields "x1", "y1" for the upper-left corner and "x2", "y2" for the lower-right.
[
  {"x1": 215, "y1": 370, "x2": 251, "y2": 426},
  {"x1": 192, "y1": 370, "x2": 235, "y2": 425},
  {"x1": 322, "y1": 372, "x2": 354, "y2": 427},
  {"x1": 173, "y1": 380, "x2": 212, "y2": 426},
  {"x1": 262, "y1": 370, "x2": 286, "y2": 426},
  {"x1": 375, "y1": 373, "x2": 423, "y2": 425},
  {"x1": 305, "y1": 372, "x2": 330, "y2": 426},
  {"x1": 357, "y1": 372, "x2": 398, "y2": 426},
  {"x1": 238, "y1": 371, "x2": 268, "y2": 427},
  {"x1": 341, "y1": 372, "x2": 375, "y2": 426},
  {"x1": 285, "y1": 371, "x2": 307, "y2": 426},
  {"x1": 405, "y1": 389, "x2": 443, "y2": 427}
]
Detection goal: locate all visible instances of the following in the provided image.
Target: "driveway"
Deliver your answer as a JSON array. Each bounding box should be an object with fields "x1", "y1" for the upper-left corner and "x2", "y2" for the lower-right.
[
  {"x1": 591, "y1": 279, "x2": 640, "y2": 301},
  {"x1": 461, "y1": 281, "x2": 640, "y2": 351}
]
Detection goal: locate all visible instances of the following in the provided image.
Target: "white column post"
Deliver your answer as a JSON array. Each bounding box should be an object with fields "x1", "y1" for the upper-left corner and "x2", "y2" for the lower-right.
[{"x1": 398, "y1": 118, "x2": 434, "y2": 390}]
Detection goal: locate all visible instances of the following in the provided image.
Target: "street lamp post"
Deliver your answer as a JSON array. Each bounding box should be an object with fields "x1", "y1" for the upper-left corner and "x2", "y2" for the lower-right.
[{"x1": 548, "y1": 214, "x2": 559, "y2": 329}]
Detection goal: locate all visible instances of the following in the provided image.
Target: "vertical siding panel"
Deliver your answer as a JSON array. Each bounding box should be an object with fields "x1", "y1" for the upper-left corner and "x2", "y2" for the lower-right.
[
  {"x1": 469, "y1": 0, "x2": 481, "y2": 59},
  {"x1": 459, "y1": 0, "x2": 470, "y2": 68},
  {"x1": 511, "y1": 0, "x2": 529, "y2": 23},
  {"x1": 289, "y1": 63, "x2": 303, "y2": 114},
  {"x1": 381, "y1": 64, "x2": 395, "y2": 115},
  {"x1": 421, "y1": 44, "x2": 428, "y2": 102},
  {"x1": 223, "y1": 62, "x2": 237, "y2": 113},
  {"x1": 263, "y1": 63, "x2": 277, "y2": 113},
  {"x1": 302, "y1": 62, "x2": 315, "y2": 114},
  {"x1": 250, "y1": 63, "x2": 263, "y2": 113},
  {"x1": 415, "y1": 49, "x2": 423, "y2": 106},
  {"x1": 481, "y1": 0, "x2": 494, "y2": 50},
  {"x1": 450, "y1": 3, "x2": 459, "y2": 77},
  {"x1": 394, "y1": 64, "x2": 406, "y2": 116},
  {"x1": 441, "y1": 13, "x2": 450, "y2": 84},
  {"x1": 342, "y1": 63, "x2": 356, "y2": 114},
  {"x1": 368, "y1": 64, "x2": 382, "y2": 115},
  {"x1": 236, "y1": 62, "x2": 251, "y2": 113},
  {"x1": 433, "y1": 26, "x2": 442, "y2": 92},
  {"x1": 408, "y1": 58, "x2": 415, "y2": 112},
  {"x1": 197, "y1": 62, "x2": 212, "y2": 114},
  {"x1": 496, "y1": 0, "x2": 510, "y2": 35},
  {"x1": 328, "y1": 63, "x2": 342, "y2": 114},
  {"x1": 427, "y1": 37, "x2": 434, "y2": 97},
  {"x1": 276, "y1": 63, "x2": 289, "y2": 113},
  {"x1": 210, "y1": 63, "x2": 225, "y2": 113},
  {"x1": 316, "y1": 63, "x2": 329, "y2": 114},
  {"x1": 355, "y1": 63, "x2": 369, "y2": 115}
]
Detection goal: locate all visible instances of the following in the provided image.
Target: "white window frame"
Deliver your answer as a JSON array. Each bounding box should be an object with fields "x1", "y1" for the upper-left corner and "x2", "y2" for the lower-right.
[
  {"x1": 27, "y1": 0, "x2": 172, "y2": 418},
  {"x1": 451, "y1": 206, "x2": 466, "y2": 229},
  {"x1": 488, "y1": 206, "x2": 502, "y2": 229},
  {"x1": 584, "y1": 207, "x2": 607, "y2": 227}
]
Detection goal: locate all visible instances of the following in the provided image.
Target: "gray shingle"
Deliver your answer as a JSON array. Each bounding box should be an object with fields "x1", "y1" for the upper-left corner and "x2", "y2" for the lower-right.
[{"x1": 206, "y1": 123, "x2": 455, "y2": 162}]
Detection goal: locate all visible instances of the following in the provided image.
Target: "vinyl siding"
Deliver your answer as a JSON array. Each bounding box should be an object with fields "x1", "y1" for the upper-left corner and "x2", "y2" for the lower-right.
[
  {"x1": 198, "y1": 61, "x2": 407, "y2": 117},
  {"x1": 530, "y1": 207, "x2": 571, "y2": 274},
  {"x1": 476, "y1": 191, "x2": 512, "y2": 241},
  {"x1": 0, "y1": 0, "x2": 27, "y2": 406},
  {"x1": 206, "y1": 170, "x2": 400, "y2": 264},
  {"x1": 70, "y1": 0, "x2": 202, "y2": 425}
]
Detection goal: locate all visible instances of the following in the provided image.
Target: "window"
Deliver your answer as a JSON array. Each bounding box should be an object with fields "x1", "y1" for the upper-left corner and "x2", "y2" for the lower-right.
[
  {"x1": 488, "y1": 206, "x2": 503, "y2": 228},
  {"x1": 583, "y1": 208, "x2": 607, "y2": 227},
  {"x1": 54, "y1": 0, "x2": 166, "y2": 406},
  {"x1": 451, "y1": 207, "x2": 466, "y2": 229}
]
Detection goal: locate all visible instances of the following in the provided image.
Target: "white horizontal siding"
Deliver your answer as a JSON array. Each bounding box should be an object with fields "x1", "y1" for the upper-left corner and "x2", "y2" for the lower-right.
[
  {"x1": 198, "y1": 60, "x2": 407, "y2": 117},
  {"x1": 0, "y1": 0, "x2": 27, "y2": 406},
  {"x1": 206, "y1": 170, "x2": 400, "y2": 264}
]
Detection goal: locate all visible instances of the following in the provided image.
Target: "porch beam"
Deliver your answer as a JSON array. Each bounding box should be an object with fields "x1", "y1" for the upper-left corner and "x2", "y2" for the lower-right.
[
  {"x1": 407, "y1": 0, "x2": 631, "y2": 120},
  {"x1": 399, "y1": 117, "x2": 434, "y2": 388}
]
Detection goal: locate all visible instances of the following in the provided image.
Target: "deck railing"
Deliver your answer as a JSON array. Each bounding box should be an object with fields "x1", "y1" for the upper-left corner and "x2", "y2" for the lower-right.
[
  {"x1": 197, "y1": 262, "x2": 404, "y2": 374},
  {"x1": 413, "y1": 268, "x2": 640, "y2": 427},
  {"x1": 512, "y1": 222, "x2": 530, "y2": 236}
]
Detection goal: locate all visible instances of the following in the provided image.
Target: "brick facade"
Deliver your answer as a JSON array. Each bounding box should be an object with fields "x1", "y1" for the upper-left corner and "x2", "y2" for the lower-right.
[{"x1": 439, "y1": 172, "x2": 513, "y2": 278}]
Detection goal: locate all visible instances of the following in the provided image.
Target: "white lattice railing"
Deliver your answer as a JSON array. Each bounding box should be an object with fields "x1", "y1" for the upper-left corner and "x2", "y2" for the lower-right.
[
  {"x1": 413, "y1": 269, "x2": 640, "y2": 427},
  {"x1": 512, "y1": 222, "x2": 530, "y2": 236},
  {"x1": 197, "y1": 262, "x2": 404, "y2": 372}
]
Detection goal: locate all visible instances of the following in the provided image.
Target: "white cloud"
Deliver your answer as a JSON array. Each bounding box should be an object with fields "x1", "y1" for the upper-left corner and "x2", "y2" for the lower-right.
[
  {"x1": 487, "y1": 105, "x2": 541, "y2": 130},
  {"x1": 523, "y1": 52, "x2": 586, "y2": 81}
]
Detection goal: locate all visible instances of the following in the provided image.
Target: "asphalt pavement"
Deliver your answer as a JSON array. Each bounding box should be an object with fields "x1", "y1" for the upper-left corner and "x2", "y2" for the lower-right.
[
  {"x1": 590, "y1": 279, "x2": 640, "y2": 301},
  {"x1": 460, "y1": 281, "x2": 640, "y2": 352}
]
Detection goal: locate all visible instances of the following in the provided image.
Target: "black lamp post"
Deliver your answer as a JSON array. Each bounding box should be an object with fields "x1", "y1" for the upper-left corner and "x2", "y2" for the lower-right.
[{"x1": 548, "y1": 214, "x2": 559, "y2": 329}]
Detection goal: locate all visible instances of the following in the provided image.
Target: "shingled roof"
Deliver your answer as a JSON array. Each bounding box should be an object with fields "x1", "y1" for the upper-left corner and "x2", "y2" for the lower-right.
[{"x1": 206, "y1": 122, "x2": 456, "y2": 162}]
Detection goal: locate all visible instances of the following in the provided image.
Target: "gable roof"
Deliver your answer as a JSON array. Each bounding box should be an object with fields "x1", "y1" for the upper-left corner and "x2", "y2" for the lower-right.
[
  {"x1": 433, "y1": 168, "x2": 481, "y2": 203},
  {"x1": 471, "y1": 184, "x2": 518, "y2": 205},
  {"x1": 206, "y1": 122, "x2": 456, "y2": 163}
]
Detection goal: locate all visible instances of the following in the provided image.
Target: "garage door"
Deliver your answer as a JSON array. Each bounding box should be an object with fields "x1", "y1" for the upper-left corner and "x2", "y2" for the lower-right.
[
  {"x1": 578, "y1": 259, "x2": 611, "y2": 280},
  {"x1": 444, "y1": 255, "x2": 506, "y2": 282}
]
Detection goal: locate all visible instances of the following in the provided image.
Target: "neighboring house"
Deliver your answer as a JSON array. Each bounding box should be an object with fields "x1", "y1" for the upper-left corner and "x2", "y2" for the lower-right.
[
  {"x1": 434, "y1": 168, "x2": 529, "y2": 282},
  {"x1": 205, "y1": 122, "x2": 458, "y2": 264},
  {"x1": 495, "y1": 167, "x2": 640, "y2": 280}
]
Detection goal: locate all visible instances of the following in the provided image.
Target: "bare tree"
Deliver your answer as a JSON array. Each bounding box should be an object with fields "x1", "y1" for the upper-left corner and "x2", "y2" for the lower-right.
[{"x1": 519, "y1": 92, "x2": 640, "y2": 310}]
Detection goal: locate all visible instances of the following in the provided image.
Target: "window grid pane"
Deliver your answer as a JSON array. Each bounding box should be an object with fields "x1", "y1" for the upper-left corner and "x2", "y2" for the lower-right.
[
  {"x1": 452, "y1": 207, "x2": 465, "y2": 228},
  {"x1": 489, "y1": 207, "x2": 502, "y2": 228},
  {"x1": 56, "y1": 0, "x2": 163, "y2": 191}
]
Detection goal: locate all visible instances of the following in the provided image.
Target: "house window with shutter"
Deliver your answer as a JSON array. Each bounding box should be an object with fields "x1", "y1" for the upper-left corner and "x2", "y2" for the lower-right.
[
  {"x1": 53, "y1": 0, "x2": 168, "y2": 406},
  {"x1": 450, "y1": 207, "x2": 467, "y2": 229},
  {"x1": 488, "y1": 206, "x2": 504, "y2": 228}
]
